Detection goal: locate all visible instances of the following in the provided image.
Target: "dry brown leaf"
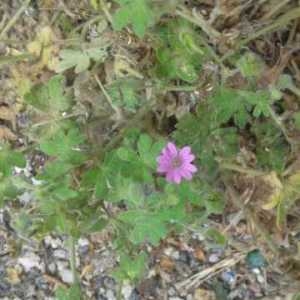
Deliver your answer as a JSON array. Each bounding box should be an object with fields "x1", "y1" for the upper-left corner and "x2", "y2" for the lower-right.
[
  {"x1": 0, "y1": 105, "x2": 16, "y2": 127},
  {"x1": 80, "y1": 264, "x2": 94, "y2": 279},
  {"x1": 262, "y1": 172, "x2": 283, "y2": 210},
  {"x1": 159, "y1": 256, "x2": 175, "y2": 272},
  {"x1": 194, "y1": 247, "x2": 206, "y2": 262},
  {"x1": 6, "y1": 267, "x2": 21, "y2": 285},
  {"x1": 0, "y1": 126, "x2": 17, "y2": 141}
]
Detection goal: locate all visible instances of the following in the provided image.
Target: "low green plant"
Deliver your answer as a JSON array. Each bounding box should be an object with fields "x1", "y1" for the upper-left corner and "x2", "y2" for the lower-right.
[{"x1": 3, "y1": 1, "x2": 299, "y2": 297}]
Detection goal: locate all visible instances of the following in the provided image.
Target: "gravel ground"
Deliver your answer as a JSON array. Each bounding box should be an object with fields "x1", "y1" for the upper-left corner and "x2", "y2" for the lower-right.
[{"x1": 0, "y1": 203, "x2": 294, "y2": 299}]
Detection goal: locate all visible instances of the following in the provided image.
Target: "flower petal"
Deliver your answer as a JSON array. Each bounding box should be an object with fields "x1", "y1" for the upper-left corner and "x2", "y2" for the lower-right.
[
  {"x1": 173, "y1": 172, "x2": 182, "y2": 184},
  {"x1": 185, "y1": 163, "x2": 197, "y2": 173},
  {"x1": 180, "y1": 146, "x2": 191, "y2": 156},
  {"x1": 166, "y1": 172, "x2": 175, "y2": 183},
  {"x1": 157, "y1": 155, "x2": 171, "y2": 165},
  {"x1": 166, "y1": 142, "x2": 178, "y2": 156},
  {"x1": 180, "y1": 169, "x2": 193, "y2": 180},
  {"x1": 180, "y1": 153, "x2": 195, "y2": 163}
]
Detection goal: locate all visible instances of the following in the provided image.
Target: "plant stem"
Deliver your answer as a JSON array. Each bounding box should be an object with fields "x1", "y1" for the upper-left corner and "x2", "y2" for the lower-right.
[
  {"x1": 31, "y1": 112, "x2": 86, "y2": 128},
  {"x1": 164, "y1": 85, "x2": 198, "y2": 92},
  {"x1": 288, "y1": 84, "x2": 300, "y2": 98},
  {"x1": 175, "y1": 6, "x2": 227, "y2": 72},
  {"x1": 69, "y1": 236, "x2": 80, "y2": 286},
  {"x1": 219, "y1": 162, "x2": 266, "y2": 177},
  {"x1": 94, "y1": 74, "x2": 123, "y2": 121},
  {"x1": 221, "y1": 7, "x2": 300, "y2": 62},
  {"x1": 99, "y1": 0, "x2": 113, "y2": 24},
  {"x1": 176, "y1": 6, "x2": 221, "y2": 40},
  {"x1": 0, "y1": 0, "x2": 31, "y2": 41},
  {"x1": 0, "y1": 53, "x2": 33, "y2": 68},
  {"x1": 241, "y1": 7, "x2": 300, "y2": 46},
  {"x1": 268, "y1": 106, "x2": 293, "y2": 147},
  {"x1": 261, "y1": 0, "x2": 291, "y2": 20}
]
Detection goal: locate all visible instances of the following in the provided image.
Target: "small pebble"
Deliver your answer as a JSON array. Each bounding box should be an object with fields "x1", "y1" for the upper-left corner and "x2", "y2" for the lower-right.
[
  {"x1": 129, "y1": 289, "x2": 140, "y2": 300},
  {"x1": 47, "y1": 262, "x2": 56, "y2": 274},
  {"x1": 168, "y1": 287, "x2": 177, "y2": 296},
  {"x1": 208, "y1": 253, "x2": 220, "y2": 263},
  {"x1": 77, "y1": 238, "x2": 90, "y2": 256},
  {"x1": 18, "y1": 252, "x2": 43, "y2": 272},
  {"x1": 256, "y1": 274, "x2": 265, "y2": 284},
  {"x1": 59, "y1": 268, "x2": 74, "y2": 284},
  {"x1": 106, "y1": 289, "x2": 116, "y2": 300},
  {"x1": 252, "y1": 268, "x2": 260, "y2": 275},
  {"x1": 122, "y1": 283, "x2": 133, "y2": 300},
  {"x1": 53, "y1": 249, "x2": 68, "y2": 260},
  {"x1": 44, "y1": 236, "x2": 62, "y2": 249},
  {"x1": 78, "y1": 238, "x2": 89, "y2": 247},
  {"x1": 18, "y1": 192, "x2": 32, "y2": 205},
  {"x1": 221, "y1": 270, "x2": 236, "y2": 285}
]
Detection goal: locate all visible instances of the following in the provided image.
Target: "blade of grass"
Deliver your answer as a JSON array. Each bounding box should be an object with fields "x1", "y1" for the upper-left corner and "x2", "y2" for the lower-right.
[{"x1": 221, "y1": 7, "x2": 300, "y2": 62}]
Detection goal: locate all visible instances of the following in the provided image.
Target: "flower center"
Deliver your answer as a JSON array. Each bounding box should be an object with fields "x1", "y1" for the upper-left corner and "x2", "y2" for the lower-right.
[{"x1": 172, "y1": 156, "x2": 182, "y2": 168}]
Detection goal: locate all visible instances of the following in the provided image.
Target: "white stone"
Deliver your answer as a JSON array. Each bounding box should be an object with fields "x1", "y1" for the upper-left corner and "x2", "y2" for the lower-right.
[
  {"x1": 44, "y1": 236, "x2": 62, "y2": 249},
  {"x1": 18, "y1": 252, "x2": 43, "y2": 272},
  {"x1": 18, "y1": 192, "x2": 32, "y2": 204},
  {"x1": 208, "y1": 253, "x2": 220, "y2": 263},
  {"x1": 121, "y1": 282, "x2": 133, "y2": 300},
  {"x1": 59, "y1": 268, "x2": 74, "y2": 284},
  {"x1": 106, "y1": 290, "x2": 116, "y2": 300},
  {"x1": 53, "y1": 249, "x2": 68, "y2": 260},
  {"x1": 78, "y1": 238, "x2": 89, "y2": 247}
]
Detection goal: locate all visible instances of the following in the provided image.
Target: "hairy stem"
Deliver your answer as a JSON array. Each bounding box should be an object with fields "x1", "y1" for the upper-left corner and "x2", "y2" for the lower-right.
[
  {"x1": 176, "y1": 6, "x2": 221, "y2": 40},
  {"x1": 219, "y1": 162, "x2": 266, "y2": 177}
]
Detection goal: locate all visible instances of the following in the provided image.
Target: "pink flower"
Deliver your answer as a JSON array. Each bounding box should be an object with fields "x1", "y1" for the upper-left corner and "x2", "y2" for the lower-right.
[{"x1": 157, "y1": 142, "x2": 197, "y2": 184}]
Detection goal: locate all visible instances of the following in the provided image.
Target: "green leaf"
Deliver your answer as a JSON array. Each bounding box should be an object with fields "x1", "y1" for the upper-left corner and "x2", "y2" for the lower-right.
[
  {"x1": 41, "y1": 161, "x2": 73, "y2": 180},
  {"x1": 56, "y1": 46, "x2": 108, "y2": 73},
  {"x1": 236, "y1": 52, "x2": 264, "y2": 78},
  {"x1": 155, "y1": 20, "x2": 204, "y2": 82},
  {"x1": 118, "y1": 210, "x2": 168, "y2": 245},
  {"x1": 80, "y1": 216, "x2": 107, "y2": 234},
  {"x1": 25, "y1": 75, "x2": 71, "y2": 113},
  {"x1": 107, "y1": 79, "x2": 141, "y2": 112},
  {"x1": 205, "y1": 228, "x2": 226, "y2": 246},
  {"x1": 113, "y1": 252, "x2": 147, "y2": 282},
  {"x1": 52, "y1": 184, "x2": 78, "y2": 201},
  {"x1": 57, "y1": 49, "x2": 90, "y2": 73},
  {"x1": 137, "y1": 134, "x2": 164, "y2": 169},
  {"x1": 55, "y1": 284, "x2": 81, "y2": 300},
  {"x1": 238, "y1": 90, "x2": 272, "y2": 118},
  {"x1": 210, "y1": 88, "x2": 250, "y2": 128},
  {"x1": 277, "y1": 74, "x2": 294, "y2": 91},
  {"x1": 11, "y1": 211, "x2": 36, "y2": 237},
  {"x1": 40, "y1": 128, "x2": 85, "y2": 164},
  {"x1": 251, "y1": 120, "x2": 287, "y2": 172},
  {"x1": 113, "y1": 0, "x2": 155, "y2": 38},
  {"x1": 0, "y1": 177, "x2": 20, "y2": 205},
  {"x1": 0, "y1": 145, "x2": 26, "y2": 177},
  {"x1": 107, "y1": 175, "x2": 145, "y2": 207}
]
